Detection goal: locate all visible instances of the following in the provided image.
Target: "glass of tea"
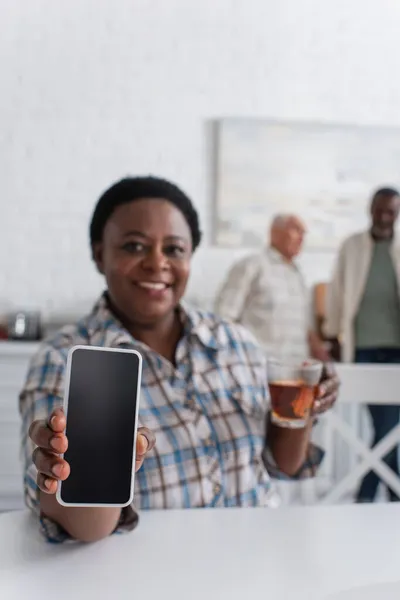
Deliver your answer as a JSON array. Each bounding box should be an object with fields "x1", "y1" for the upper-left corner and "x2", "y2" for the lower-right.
[{"x1": 267, "y1": 358, "x2": 323, "y2": 428}]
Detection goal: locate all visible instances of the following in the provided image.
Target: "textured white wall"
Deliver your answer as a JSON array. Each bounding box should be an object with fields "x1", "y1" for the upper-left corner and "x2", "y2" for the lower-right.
[{"x1": 1, "y1": 0, "x2": 400, "y2": 317}]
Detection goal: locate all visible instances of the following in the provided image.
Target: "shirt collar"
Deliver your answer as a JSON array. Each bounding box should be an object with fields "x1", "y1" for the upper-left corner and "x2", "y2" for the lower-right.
[
  {"x1": 267, "y1": 246, "x2": 299, "y2": 270},
  {"x1": 84, "y1": 293, "x2": 222, "y2": 352},
  {"x1": 181, "y1": 301, "x2": 221, "y2": 350},
  {"x1": 267, "y1": 246, "x2": 284, "y2": 262}
]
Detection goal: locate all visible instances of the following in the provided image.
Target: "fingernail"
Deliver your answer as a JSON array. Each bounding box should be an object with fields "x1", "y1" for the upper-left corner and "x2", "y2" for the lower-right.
[
  {"x1": 44, "y1": 478, "x2": 53, "y2": 490},
  {"x1": 50, "y1": 437, "x2": 62, "y2": 452},
  {"x1": 52, "y1": 464, "x2": 63, "y2": 478},
  {"x1": 138, "y1": 435, "x2": 149, "y2": 455},
  {"x1": 50, "y1": 416, "x2": 58, "y2": 428}
]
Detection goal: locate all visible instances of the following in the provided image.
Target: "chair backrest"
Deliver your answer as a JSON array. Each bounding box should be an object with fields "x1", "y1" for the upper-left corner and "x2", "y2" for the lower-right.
[
  {"x1": 336, "y1": 363, "x2": 400, "y2": 405},
  {"x1": 313, "y1": 282, "x2": 328, "y2": 339},
  {"x1": 314, "y1": 282, "x2": 327, "y2": 319}
]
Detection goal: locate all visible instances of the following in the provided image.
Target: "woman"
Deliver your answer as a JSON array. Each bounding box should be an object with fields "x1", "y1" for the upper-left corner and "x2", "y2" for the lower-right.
[{"x1": 20, "y1": 176, "x2": 339, "y2": 543}]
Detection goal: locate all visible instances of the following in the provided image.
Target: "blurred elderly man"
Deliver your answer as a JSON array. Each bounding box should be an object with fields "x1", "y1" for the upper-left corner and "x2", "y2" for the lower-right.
[{"x1": 215, "y1": 214, "x2": 329, "y2": 362}]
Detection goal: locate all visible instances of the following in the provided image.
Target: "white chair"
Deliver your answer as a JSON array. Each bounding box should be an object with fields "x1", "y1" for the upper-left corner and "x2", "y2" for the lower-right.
[{"x1": 301, "y1": 363, "x2": 400, "y2": 504}]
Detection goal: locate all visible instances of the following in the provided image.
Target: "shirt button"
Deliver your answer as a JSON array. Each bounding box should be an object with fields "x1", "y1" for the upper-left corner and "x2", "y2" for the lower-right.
[
  {"x1": 213, "y1": 483, "x2": 221, "y2": 495},
  {"x1": 187, "y1": 398, "x2": 196, "y2": 411}
]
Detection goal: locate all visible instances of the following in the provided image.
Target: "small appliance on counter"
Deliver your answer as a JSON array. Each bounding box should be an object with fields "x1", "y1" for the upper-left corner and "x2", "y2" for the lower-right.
[{"x1": 7, "y1": 311, "x2": 42, "y2": 341}]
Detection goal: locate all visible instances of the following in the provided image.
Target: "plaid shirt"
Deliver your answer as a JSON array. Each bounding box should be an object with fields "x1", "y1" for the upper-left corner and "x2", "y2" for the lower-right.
[
  {"x1": 215, "y1": 248, "x2": 312, "y2": 361},
  {"x1": 19, "y1": 294, "x2": 322, "y2": 543}
]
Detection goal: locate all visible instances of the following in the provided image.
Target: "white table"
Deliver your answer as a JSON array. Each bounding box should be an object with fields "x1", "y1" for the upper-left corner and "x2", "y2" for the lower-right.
[{"x1": 1, "y1": 505, "x2": 400, "y2": 600}]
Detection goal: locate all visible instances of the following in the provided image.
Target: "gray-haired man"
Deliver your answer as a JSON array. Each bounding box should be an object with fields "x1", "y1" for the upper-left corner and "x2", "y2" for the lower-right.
[{"x1": 215, "y1": 214, "x2": 329, "y2": 362}]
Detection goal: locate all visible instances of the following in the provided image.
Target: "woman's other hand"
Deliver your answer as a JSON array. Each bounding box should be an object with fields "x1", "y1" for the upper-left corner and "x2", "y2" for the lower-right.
[{"x1": 312, "y1": 362, "x2": 340, "y2": 416}]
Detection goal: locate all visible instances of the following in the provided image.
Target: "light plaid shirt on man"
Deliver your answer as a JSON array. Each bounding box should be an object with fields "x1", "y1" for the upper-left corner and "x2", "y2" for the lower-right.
[
  {"x1": 215, "y1": 248, "x2": 312, "y2": 361},
  {"x1": 19, "y1": 294, "x2": 322, "y2": 542}
]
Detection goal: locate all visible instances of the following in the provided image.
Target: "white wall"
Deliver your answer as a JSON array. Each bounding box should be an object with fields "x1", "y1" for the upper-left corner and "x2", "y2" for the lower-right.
[{"x1": 2, "y1": 0, "x2": 400, "y2": 318}]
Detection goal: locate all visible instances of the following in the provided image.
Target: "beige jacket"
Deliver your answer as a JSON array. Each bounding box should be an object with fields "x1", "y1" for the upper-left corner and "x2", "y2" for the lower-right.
[{"x1": 324, "y1": 231, "x2": 400, "y2": 362}]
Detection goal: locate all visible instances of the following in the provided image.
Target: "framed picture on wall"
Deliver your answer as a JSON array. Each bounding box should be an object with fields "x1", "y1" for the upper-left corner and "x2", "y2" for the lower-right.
[{"x1": 215, "y1": 119, "x2": 400, "y2": 249}]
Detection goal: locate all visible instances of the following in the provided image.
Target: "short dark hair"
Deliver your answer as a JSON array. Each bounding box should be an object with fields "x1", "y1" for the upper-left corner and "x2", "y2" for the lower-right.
[
  {"x1": 371, "y1": 187, "x2": 400, "y2": 203},
  {"x1": 89, "y1": 176, "x2": 202, "y2": 251}
]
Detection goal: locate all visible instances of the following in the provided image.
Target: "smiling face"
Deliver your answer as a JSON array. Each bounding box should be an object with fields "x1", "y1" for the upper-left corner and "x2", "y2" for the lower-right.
[
  {"x1": 93, "y1": 198, "x2": 193, "y2": 327},
  {"x1": 370, "y1": 193, "x2": 400, "y2": 241}
]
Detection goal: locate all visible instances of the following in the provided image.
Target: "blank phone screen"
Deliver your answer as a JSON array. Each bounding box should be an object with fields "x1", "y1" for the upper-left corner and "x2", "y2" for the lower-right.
[{"x1": 60, "y1": 347, "x2": 141, "y2": 506}]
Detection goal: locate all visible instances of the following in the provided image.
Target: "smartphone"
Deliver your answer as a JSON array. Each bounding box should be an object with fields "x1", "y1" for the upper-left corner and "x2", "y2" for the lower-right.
[{"x1": 56, "y1": 345, "x2": 142, "y2": 508}]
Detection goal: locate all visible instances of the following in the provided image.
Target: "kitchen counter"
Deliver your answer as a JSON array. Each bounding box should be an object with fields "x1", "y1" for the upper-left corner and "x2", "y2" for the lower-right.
[
  {"x1": 0, "y1": 343, "x2": 38, "y2": 511},
  {"x1": 0, "y1": 341, "x2": 40, "y2": 357}
]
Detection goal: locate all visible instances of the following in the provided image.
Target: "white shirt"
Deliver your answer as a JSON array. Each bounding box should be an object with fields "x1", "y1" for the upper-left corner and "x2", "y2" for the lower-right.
[{"x1": 215, "y1": 248, "x2": 311, "y2": 361}]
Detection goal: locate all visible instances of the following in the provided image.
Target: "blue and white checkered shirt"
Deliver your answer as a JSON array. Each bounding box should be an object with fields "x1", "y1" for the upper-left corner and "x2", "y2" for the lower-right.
[{"x1": 19, "y1": 294, "x2": 322, "y2": 542}]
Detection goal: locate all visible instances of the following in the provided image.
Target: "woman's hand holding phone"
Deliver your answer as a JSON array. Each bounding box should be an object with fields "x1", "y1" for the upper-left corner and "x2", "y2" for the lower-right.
[{"x1": 29, "y1": 408, "x2": 155, "y2": 495}]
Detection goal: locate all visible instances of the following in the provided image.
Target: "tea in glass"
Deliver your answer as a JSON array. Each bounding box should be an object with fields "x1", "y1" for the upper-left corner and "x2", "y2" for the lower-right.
[{"x1": 268, "y1": 359, "x2": 323, "y2": 428}]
